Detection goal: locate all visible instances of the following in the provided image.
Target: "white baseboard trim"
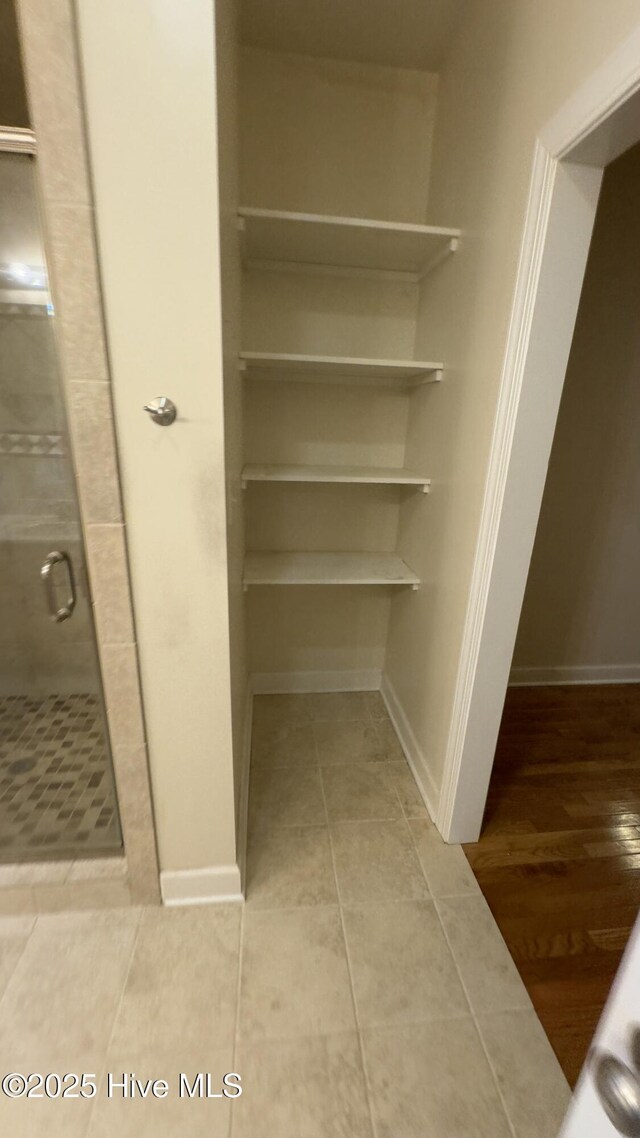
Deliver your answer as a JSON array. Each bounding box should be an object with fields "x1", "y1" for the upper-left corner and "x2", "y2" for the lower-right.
[
  {"x1": 250, "y1": 669, "x2": 382, "y2": 694},
  {"x1": 509, "y1": 664, "x2": 640, "y2": 686},
  {"x1": 236, "y1": 685, "x2": 253, "y2": 895},
  {"x1": 381, "y1": 673, "x2": 438, "y2": 823},
  {"x1": 160, "y1": 864, "x2": 243, "y2": 906}
]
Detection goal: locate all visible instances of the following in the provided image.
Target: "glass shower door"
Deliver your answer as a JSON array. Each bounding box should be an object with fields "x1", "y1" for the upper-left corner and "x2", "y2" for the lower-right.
[{"x1": 0, "y1": 151, "x2": 122, "y2": 862}]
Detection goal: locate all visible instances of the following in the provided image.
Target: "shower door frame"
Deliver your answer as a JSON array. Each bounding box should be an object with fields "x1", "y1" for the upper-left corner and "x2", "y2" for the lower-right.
[{"x1": 1, "y1": 4, "x2": 160, "y2": 904}]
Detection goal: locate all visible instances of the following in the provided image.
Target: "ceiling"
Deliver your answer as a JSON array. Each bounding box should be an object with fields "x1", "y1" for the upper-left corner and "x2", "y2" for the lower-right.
[{"x1": 240, "y1": 0, "x2": 468, "y2": 72}]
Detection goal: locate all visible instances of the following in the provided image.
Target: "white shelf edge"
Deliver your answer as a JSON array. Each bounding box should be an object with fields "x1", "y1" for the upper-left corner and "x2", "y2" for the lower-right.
[
  {"x1": 238, "y1": 352, "x2": 444, "y2": 385},
  {"x1": 241, "y1": 464, "x2": 431, "y2": 493},
  {"x1": 243, "y1": 551, "x2": 420, "y2": 591},
  {"x1": 238, "y1": 206, "x2": 460, "y2": 278},
  {"x1": 237, "y1": 205, "x2": 461, "y2": 242}
]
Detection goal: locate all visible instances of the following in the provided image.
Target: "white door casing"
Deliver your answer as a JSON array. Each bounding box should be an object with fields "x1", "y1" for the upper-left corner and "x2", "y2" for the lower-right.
[{"x1": 438, "y1": 25, "x2": 640, "y2": 844}]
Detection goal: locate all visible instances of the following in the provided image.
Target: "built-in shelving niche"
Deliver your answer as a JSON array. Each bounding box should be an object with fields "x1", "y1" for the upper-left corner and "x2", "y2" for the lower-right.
[{"x1": 240, "y1": 206, "x2": 459, "y2": 593}]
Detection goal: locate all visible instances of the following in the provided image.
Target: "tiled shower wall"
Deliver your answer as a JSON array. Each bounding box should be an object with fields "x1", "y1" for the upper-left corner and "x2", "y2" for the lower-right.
[
  {"x1": 10, "y1": 0, "x2": 160, "y2": 905},
  {"x1": 0, "y1": 305, "x2": 73, "y2": 538}
]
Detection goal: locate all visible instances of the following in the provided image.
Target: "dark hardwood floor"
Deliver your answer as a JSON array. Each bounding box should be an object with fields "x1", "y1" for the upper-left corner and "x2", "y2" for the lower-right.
[{"x1": 464, "y1": 684, "x2": 640, "y2": 1087}]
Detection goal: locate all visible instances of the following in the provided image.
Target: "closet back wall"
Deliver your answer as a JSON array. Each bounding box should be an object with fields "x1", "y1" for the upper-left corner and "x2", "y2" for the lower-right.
[
  {"x1": 240, "y1": 48, "x2": 437, "y2": 219},
  {"x1": 240, "y1": 47, "x2": 439, "y2": 687}
]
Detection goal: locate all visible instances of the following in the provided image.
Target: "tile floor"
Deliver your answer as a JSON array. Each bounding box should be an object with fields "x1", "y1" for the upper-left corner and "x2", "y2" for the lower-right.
[
  {"x1": 0, "y1": 692, "x2": 571, "y2": 1136},
  {"x1": 0, "y1": 694, "x2": 121, "y2": 861}
]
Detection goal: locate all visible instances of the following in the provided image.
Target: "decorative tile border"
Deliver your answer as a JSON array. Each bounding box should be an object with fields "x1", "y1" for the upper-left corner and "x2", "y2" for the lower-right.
[
  {"x1": 0, "y1": 302, "x2": 51, "y2": 318},
  {"x1": 0, "y1": 432, "x2": 64, "y2": 455},
  {"x1": 15, "y1": 0, "x2": 160, "y2": 906}
]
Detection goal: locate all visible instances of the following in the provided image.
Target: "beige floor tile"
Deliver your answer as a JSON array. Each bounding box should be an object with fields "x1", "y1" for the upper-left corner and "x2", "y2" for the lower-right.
[
  {"x1": 0, "y1": 1093, "x2": 94, "y2": 1138},
  {"x1": 478, "y1": 1009, "x2": 571, "y2": 1138},
  {"x1": 34, "y1": 879, "x2": 132, "y2": 913},
  {"x1": 252, "y1": 694, "x2": 311, "y2": 731},
  {"x1": 0, "y1": 915, "x2": 35, "y2": 1001},
  {"x1": 0, "y1": 908, "x2": 140, "y2": 1068},
  {"x1": 0, "y1": 861, "x2": 72, "y2": 887},
  {"x1": 373, "y1": 719, "x2": 406, "y2": 761},
  {"x1": 362, "y1": 1019, "x2": 513, "y2": 1138},
  {"x1": 321, "y1": 764, "x2": 402, "y2": 823},
  {"x1": 438, "y1": 894, "x2": 532, "y2": 1014},
  {"x1": 409, "y1": 819, "x2": 480, "y2": 896},
  {"x1": 330, "y1": 820, "x2": 428, "y2": 904},
  {"x1": 67, "y1": 857, "x2": 128, "y2": 882},
  {"x1": 249, "y1": 767, "x2": 326, "y2": 829},
  {"x1": 305, "y1": 692, "x2": 371, "y2": 722},
  {"x1": 246, "y1": 826, "x2": 337, "y2": 909},
  {"x1": 0, "y1": 886, "x2": 36, "y2": 915},
  {"x1": 239, "y1": 906, "x2": 356, "y2": 1041},
  {"x1": 342, "y1": 901, "x2": 468, "y2": 1028},
  {"x1": 385, "y1": 761, "x2": 429, "y2": 818},
  {"x1": 86, "y1": 1050, "x2": 234, "y2": 1138},
  {"x1": 314, "y1": 721, "x2": 386, "y2": 765},
  {"x1": 109, "y1": 905, "x2": 241, "y2": 1053},
  {"x1": 363, "y1": 691, "x2": 390, "y2": 723},
  {"x1": 233, "y1": 1032, "x2": 372, "y2": 1137},
  {"x1": 251, "y1": 722, "x2": 317, "y2": 768}
]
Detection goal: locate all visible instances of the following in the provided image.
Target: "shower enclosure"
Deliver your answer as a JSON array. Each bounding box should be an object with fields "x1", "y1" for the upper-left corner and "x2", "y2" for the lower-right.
[{"x1": 0, "y1": 146, "x2": 121, "y2": 862}]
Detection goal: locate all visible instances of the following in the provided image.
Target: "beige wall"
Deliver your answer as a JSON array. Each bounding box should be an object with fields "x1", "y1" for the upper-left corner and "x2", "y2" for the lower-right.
[
  {"x1": 76, "y1": 0, "x2": 238, "y2": 877},
  {"x1": 240, "y1": 47, "x2": 438, "y2": 222},
  {"x1": 512, "y1": 142, "x2": 640, "y2": 678},
  {"x1": 385, "y1": 0, "x2": 640, "y2": 794}
]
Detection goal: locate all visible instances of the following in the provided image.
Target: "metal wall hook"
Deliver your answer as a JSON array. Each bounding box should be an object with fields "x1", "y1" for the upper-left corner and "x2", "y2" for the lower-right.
[{"x1": 143, "y1": 396, "x2": 177, "y2": 426}]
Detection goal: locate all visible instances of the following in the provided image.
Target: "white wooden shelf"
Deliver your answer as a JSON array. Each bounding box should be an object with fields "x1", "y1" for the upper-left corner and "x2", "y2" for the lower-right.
[
  {"x1": 242, "y1": 463, "x2": 430, "y2": 492},
  {"x1": 239, "y1": 351, "x2": 443, "y2": 386},
  {"x1": 243, "y1": 551, "x2": 420, "y2": 589},
  {"x1": 238, "y1": 207, "x2": 460, "y2": 280}
]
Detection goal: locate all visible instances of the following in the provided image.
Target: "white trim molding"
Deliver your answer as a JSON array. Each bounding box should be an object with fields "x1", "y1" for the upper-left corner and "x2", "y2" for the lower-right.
[
  {"x1": 160, "y1": 865, "x2": 243, "y2": 907},
  {"x1": 381, "y1": 673, "x2": 438, "y2": 822},
  {"x1": 251, "y1": 669, "x2": 382, "y2": 694},
  {"x1": 510, "y1": 664, "x2": 640, "y2": 687},
  {"x1": 438, "y1": 25, "x2": 640, "y2": 845},
  {"x1": 236, "y1": 685, "x2": 253, "y2": 895},
  {"x1": 0, "y1": 126, "x2": 37, "y2": 154},
  {"x1": 542, "y1": 25, "x2": 640, "y2": 161},
  {"x1": 437, "y1": 143, "x2": 559, "y2": 842}
]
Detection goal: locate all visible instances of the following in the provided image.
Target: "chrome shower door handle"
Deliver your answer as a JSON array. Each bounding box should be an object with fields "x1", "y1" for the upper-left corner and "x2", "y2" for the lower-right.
[{"x1": 41, "y1": 550, "x2": 76, "y2": 623}]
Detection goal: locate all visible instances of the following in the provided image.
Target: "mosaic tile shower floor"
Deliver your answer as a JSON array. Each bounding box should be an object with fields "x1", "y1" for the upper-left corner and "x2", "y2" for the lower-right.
[{"x1": 0, "y1": 693, "x2": 121, "y2": 862}]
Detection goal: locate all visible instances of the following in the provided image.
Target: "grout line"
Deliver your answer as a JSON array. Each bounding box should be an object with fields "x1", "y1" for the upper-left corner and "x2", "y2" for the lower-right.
[
  {"x1": 319, "y1": 757, "x2": 379, "y2": 1138},
  {"x1": 394, "y1": 803, "x2": 433, "y2": 897},
  {"x1": 0, "y1": 911, "x2": 38, "y2": 1017},
  {"x1": 314, "y1": 728, "x2": 330, "y2": 830},
  {"x1": 404, "y1": 812, "x2": 437, "y2": 897},
  {"x1": 81, "y1": 904, "x2": 144, "y2": 1133},
  {"x1": 430, "y1": 892, "x2": 518, "y2": 1138},
  {"x1": 404, "y1": 812, "x2": 483, "y2": 902}
]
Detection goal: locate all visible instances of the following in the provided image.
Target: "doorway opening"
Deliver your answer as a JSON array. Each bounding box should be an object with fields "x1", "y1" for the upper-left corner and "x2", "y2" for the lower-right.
[{"x1": 463, "y1": 137, "x2": 640, "y2": 1086}]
